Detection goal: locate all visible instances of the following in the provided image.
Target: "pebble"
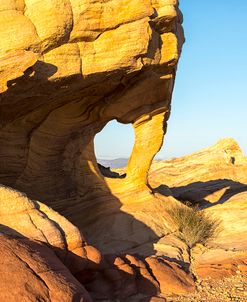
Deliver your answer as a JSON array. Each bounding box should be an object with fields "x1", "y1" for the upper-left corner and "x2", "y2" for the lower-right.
[{"x1": 165, "y1": 274, "x2": 247, "y2": 302}]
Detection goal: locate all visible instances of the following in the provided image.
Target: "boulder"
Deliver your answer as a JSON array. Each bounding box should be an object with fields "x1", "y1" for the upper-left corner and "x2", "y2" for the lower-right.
[{"x1": 0, "y1": 233, "x2": 92, "y2": 302}]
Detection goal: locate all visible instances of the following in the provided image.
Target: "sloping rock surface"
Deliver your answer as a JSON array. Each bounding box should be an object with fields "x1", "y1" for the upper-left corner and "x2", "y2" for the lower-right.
[
  {"x1": 0, "y1": 185, "x2": 193, "y2": 301},
  {"x1": 149, "y1": 138, "x2": 247, "y2": 251},
  {"x1": 149, "y1": 138, "x2": 247, "y2": 285},
  {"x1": 0, "y1": 233, "x2": 92, "y2": 302},
  {"x1": 150, "y1": 138, "x2": 247, "y2": 190},
  {"x1": 1, "y1": 137, "x2": 247, "y2": 301}
]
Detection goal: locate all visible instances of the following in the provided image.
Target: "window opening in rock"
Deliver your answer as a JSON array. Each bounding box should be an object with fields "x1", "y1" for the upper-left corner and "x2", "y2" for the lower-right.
[{"x1": 94, "y1": 120, "x2": 134, "y2": 178}]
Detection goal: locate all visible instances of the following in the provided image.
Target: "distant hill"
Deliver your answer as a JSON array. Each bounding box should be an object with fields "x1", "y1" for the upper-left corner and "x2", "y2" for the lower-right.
[
  {"x1": 97, "y1": 157, "x2": 164, "y2": 169},
  {"x1": 97, "y1": 158, "x2": 129, "y2": 169}
]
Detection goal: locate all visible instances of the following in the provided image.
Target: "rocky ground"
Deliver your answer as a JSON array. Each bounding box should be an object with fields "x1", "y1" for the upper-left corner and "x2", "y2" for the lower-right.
[{"x1": 167, "y1": 274, "x2": 247, "y2": 302}]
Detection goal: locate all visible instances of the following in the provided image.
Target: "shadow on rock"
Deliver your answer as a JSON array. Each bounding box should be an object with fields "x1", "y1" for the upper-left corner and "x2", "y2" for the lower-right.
[
  {"x1": 154, "y1": 179, "x2": 247, "y2": 209},
  {"x1": 0, "y1": 225, "x2": 167, "y2": 302}
]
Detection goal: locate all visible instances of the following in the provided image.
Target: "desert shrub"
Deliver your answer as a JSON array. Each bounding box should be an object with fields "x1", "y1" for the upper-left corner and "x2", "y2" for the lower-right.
[{"x1": 167, "y1": 204, "x2": 220, "y2": 248}]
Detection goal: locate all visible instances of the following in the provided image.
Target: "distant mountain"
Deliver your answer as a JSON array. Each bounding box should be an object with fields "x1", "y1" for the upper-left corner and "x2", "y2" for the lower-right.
[
  {"x1": 97, "y1": 157, "x2": 165, "y2": 169},
  {"x1": 97, "y1": 158, "x2": 129, "y2": 169}
]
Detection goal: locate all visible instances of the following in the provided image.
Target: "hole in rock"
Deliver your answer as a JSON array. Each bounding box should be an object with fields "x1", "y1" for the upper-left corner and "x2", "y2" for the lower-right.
[{"x1": 94, "y1": 120, "x2": 134, "y2": 178}]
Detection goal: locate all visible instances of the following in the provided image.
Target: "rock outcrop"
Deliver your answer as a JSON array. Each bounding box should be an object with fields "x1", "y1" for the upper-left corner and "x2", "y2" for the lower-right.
[
  {"x1": 0, "y1": 0, "x2": 184, "y2": 211},
  {"x1": 149, "y1": 138, "x2": 247, "y2": 191},
  {"x1": 0, "y1": 2, "x2": 191, "y2": 300},
  {"x1": 0, "y1": 233, "x2": 92, "y2": 302},
  {"x1": 1, "y1": 134, "x2": 247, "y2": 302},
  {"x1": 149, "y1": 138, "x2": 247, "y2": 288},
  {"x1": 0, "y1": 0, "x2": 185, "y2": 257},
  {"x1": 0, "y1": 185, "x2": 102, "y2": 274},
  {"x1": 149, "y1": 138, "x2": 247, "y2": 251},
  {"x1": 0, "y1": 185, "x2": 193, "y2": 301},
  {"x1": 2, "y1": 1, "x2": 246, "y2": 301},
  {"x1": 0, "y1": 0, "x2": 186, "y2": 268}
]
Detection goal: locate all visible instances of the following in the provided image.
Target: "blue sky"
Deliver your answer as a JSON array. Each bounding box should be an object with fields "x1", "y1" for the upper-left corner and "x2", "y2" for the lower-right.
[{"x1": 95, "y1": 0, "x2": 247, "y2": 159}]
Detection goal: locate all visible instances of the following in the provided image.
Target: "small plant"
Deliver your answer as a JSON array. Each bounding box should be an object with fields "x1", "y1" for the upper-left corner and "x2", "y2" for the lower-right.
[{"x1": 167, "y1": 203, "x2": 220, "y2": 248}]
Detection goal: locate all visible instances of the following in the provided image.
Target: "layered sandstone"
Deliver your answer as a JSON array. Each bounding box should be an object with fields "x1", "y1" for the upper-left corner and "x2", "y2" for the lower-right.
[
  {"x1": 0, "y1": 0, "x2": 185, "y2": 259},
  {"x1": 149, "y1": 138, "x2": 247, "y2": 250},
  {"x1": 149, "y1": 138, "x2": 247, "y2": 286},
  {"x1": 0, "y1": 1, "x2": 188, "y2": 300},
  {"x1": 0, "y1": 185, "x2": 102, "y2": 273},
  {"x1": 0, "y1": 184, "x2": 193, "y2": 301},
  {"x1": 0, "y1": 233, "x2": 92, "y2": 302},
  {"x1": 0, "y1": 0, "x2": 184, "y2": 206},
  {"x1": 3, "y1": 1, "x2": 246, "y2": 301},
  {"x1": 149, "y1": 138, "x2": 247, "y2": 190}
]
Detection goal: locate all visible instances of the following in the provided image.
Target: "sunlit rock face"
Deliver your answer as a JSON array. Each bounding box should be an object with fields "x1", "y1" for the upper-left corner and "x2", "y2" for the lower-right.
[
  {"x1": 0, "y1": 0, "x2": 184, "y2": 250},
  {"x1": 149, "y1": 138, "x2": 247, "y2": 283}
]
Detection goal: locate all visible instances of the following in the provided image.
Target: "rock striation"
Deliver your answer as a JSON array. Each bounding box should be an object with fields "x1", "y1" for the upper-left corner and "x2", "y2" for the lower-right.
[
  {"x1": 0, "y1": 1, "x2": 191, "y2": 301},
  {"x1": 149, "y1": 138, "x2": 247, "y2": 285},
  {"x1": 0, "y1": 0, "x2": 184, "y2": 210},
  {"x1": 0, "y1": 0, "x2": 185, "y2": 264},
  {"x1": 0, "y1": 233, "x2": 92, "y2": 302},
  {"x1": 3, "y1": 1, "x2": 246, "y2": 301},
  {"x1": 149, "y1": 138, "x2": 247, "y2": 190}
]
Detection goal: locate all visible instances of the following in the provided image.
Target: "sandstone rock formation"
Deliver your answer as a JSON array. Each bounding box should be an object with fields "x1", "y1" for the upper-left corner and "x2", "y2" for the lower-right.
[
  {"x1": 0, "y1": 185, "x2": 102, "y2": 274},
  {"x1": 0, "y1": 0, "x2": 184, "y2": 209},
  {"x1": 0, "y1": 0, "x2": 185, "y2": 262},
  {"x1": 0, "y1": 233, "x2": 92, "y2": 302},
  {"x1": 149, "y1": 138, "x2": 247, "y2": 191},
  {"x1": 3, "y1": 1, "x2": 246, "y2": 301},
  {"x1": 0, "y1": 185, "x2": 193, "y2": 301},
  {"x1": 149, "y1": 138, "x2": 247, "y2": 251},
  {"x1": 149, "y1": 138, "x2": 247, "y2": 285},
  {"x1": 0, "y1": 1, "x2": 190, "y2": 300},
  {"x1": 1, "y1": 135, "x2": 247, "y2": 302}
]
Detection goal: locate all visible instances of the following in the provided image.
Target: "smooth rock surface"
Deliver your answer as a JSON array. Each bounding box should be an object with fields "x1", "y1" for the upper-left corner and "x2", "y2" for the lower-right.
[
  {"x1": 146, "y1": 257, "x2": 195, "y2": 295},
  {"x1": 149, "y1": 138, "x2": 247, "y2": 283},
  {"x1": 0, "y1": 185, "x2": 102, "y2": 274},
  {"x1": 0, "y1": 233, "x2": 92, "y2": 302}
]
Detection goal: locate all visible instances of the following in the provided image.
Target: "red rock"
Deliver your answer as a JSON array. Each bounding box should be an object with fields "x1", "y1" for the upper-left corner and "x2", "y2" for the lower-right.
[
  {"x1": 84, "y1": 245, "x2": 102, "y2": 269},
  {"x1": 145, "y1": 257, "x2": 195, "y2": 295},
  {"x1": 0, "y1": 234, "x2": 92, "y2": 302},
  {"x1": 193, "y1": 249, "x2": 247, "y2": 279},
  {"x1": 126, "y1": 254, "x2": 160, "y2": 296}
]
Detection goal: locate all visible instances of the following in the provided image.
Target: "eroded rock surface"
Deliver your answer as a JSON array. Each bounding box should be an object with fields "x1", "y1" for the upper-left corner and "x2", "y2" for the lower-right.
[
  {"x1": 0, "y1": 233, "x2": 92, "y2": 302},
  {"x1": 149, "y1": 138, "x2": 247, "y2": 191},
  {"x1": 149, "y1": 138, "x2": 247, "y2": 251},
  {"x1": 149, "y1": 138, "x2": 247, "y2": 292},
  {"x1": 0, "y1": 0, "x2": 186, "y2": 278},
  {"x1": 0, "y1": 1, "x2": 188, "y2": 300},
  {"x1": 0, "y1": 185, "x2": 103, "y2": 274},
  {"x1": 0, "y1": 0, "x2": 185, "y2": 261},
  {"x1": 3, "y1": 1, "x2": 246, "y2": 301},
  {"x1": 0, "y1": 0, "x2": 184, "y2": 214},
  {"x1": 0, "y1": 185, "x2": 193, "y2": 301}
]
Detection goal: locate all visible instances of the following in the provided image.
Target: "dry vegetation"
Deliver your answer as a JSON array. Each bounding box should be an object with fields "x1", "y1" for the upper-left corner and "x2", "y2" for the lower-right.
[{"x1": 168, "y1": 204, "x2": 220, "y2": 248}]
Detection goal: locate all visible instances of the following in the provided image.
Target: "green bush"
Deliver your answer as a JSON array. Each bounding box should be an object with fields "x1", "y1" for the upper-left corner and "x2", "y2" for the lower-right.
[{"x1": 168, "y1": 204, "x2": 220, "y2": 248}]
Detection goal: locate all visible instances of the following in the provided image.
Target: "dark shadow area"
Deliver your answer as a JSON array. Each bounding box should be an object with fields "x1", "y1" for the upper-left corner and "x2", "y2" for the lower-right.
[
  {"x1": 0, "y1": 225, "x2": 161, "y2": 301},
  {"x1": 97, "y1": 163, "x2": 126, "y2": 179},
  {"x1": 152, "y1": 184, "x2": 173, "y2": 197},
  {"x1": 157, "y1": 255, "x2": 191, "y2": 273},
  {"x1": 154, "y1": 179, "x2": 247, "y2": 209}
]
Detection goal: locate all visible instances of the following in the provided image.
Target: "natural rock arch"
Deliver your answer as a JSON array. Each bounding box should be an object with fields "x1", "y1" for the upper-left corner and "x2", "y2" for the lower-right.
[{"x1": 0, "y1": 0, "x2": 184, "y2": 238}]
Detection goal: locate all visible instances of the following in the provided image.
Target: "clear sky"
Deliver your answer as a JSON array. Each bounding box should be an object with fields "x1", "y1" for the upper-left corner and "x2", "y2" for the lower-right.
[{"x1": 95, "y1": 0, "x2": 247, "y2": 160}]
